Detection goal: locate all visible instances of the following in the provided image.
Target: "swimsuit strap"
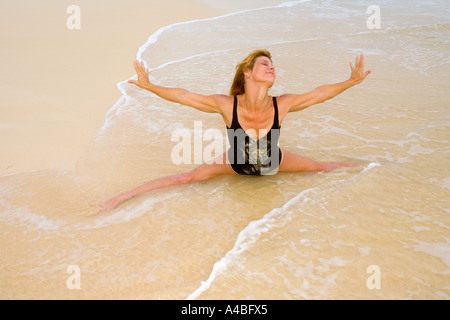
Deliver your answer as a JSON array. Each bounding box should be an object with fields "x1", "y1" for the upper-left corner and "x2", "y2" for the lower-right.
[
  {"x1": 229, "y1": 96, "x2": 240, "y2": 129},
  {"x1": 272, "y1": 96, "x2": 280, "y2": 129},
  {"x1": 229, "y1": 96, "x2": 280, "y2": 129}
]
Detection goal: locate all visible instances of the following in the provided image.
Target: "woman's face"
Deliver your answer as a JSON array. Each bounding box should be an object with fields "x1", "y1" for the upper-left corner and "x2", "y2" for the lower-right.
[{"x1": 246, "y1": 56, "x2": 276, "y2": 86}]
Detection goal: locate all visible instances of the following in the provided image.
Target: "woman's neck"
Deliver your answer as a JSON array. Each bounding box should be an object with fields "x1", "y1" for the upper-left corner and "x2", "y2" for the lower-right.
[{"x1": 242, "y1": 84, "x2": 270, "y2": 111}]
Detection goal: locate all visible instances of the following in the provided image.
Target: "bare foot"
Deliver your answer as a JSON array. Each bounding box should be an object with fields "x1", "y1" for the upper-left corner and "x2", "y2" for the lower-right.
[
  {"x1": 83, "y1": 204, "x2": 103, "y2": 216},
  {"x1": 99, "y1": 196, "x2": 122, "y2": 212}
]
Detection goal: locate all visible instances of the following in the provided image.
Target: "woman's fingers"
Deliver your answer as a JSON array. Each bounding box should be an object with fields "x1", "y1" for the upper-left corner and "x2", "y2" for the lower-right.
[
  {"x1": 351, "y1": 54, "x2": 366, "y2": 75},
  {"x1": 129, "y1": 60, "x2": 151, "y2": 88},
  {"x1": 132, "y1": 59, "x2": 144, "y2": 71},
  {"x1": 133, "y1": 59, "x2": 149, "y2": 77},
  {"x1": 349, "y1": 54, "x2": 371, "y2": 84},
  {"x1": 354, "y1": 54, "x2": 361, "y2": 72},
  {"x1": 358, "y1": 54, "x2": 365, "y2": 72},
  {"x1": 133, "y1": 59, "x2": 140, "y2": 71}
]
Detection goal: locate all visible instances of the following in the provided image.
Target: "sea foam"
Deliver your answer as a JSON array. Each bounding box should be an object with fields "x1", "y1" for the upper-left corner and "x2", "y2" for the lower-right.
[{"x1": 186, "y1": 187, "x2": 317, "y2": 300}]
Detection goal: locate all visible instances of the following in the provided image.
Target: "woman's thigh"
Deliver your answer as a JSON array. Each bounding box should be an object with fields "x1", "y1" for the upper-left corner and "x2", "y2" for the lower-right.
[
  {"x1": 190, "y1": 152, "x2": 237, "y2": 181},
  {"x1": 278, "y1": 149, "x2": 323, "y2": 172}
]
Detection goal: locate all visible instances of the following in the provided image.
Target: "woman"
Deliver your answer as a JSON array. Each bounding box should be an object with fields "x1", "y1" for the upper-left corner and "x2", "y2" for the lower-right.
[{"x1": 100, "y1": 50, "x2": 371, "y2": 211}]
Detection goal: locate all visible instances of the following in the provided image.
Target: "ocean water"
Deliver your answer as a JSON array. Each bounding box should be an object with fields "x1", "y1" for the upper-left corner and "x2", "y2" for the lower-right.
[{"x1": 1, "y1": 0, "x2": 449, "y2": 299}]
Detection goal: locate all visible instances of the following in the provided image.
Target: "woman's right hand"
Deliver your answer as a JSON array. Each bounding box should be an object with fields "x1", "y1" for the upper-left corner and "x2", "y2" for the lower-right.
[{"x1": 128, "y1": 60, "x2": 152, "y2": 90}]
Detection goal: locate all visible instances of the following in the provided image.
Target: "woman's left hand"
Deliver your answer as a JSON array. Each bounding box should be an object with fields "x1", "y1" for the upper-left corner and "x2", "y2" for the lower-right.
[{"x1": 349, "y1": 54, "x2": 371, "y2": 85}]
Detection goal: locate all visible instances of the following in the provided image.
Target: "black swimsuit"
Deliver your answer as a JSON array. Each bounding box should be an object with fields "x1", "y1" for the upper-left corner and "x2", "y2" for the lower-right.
[{"x1": 226, "y1": 96, "x2": 282, "y2": 176}]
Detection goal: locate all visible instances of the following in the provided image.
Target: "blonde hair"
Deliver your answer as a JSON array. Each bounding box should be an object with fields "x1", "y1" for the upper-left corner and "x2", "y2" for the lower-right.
[{"x1": 229, "y1": 49, "x2": 272, "y2": 96}]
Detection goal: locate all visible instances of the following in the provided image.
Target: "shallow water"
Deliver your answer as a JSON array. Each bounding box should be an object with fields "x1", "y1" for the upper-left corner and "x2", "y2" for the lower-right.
[{"x1": 1, "y1": 0, "x2": 449, "y2": 299}]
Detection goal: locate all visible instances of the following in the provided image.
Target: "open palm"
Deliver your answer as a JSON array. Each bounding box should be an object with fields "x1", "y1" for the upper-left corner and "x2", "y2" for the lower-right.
[
  {"x1": 349, "y1": 54, "x2": 371, "y2": 85},
  {"x1": 128, "y1": 60, "x2": 152, "y2": 90}
]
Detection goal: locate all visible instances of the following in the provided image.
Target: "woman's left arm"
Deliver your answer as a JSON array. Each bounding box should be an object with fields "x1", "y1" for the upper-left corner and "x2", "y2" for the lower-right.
[{"x1": 280, "y1": 54, "x2": 371, "y2": 113}]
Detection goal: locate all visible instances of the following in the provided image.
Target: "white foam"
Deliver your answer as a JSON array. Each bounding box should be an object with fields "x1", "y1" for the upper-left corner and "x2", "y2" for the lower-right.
[
  {"x1": 0, "y1": 206, "x2": 66, "y2": 232},
  {"x1": 186, "y1": 161, "x2": 387, "y2": 299},
  {"x1": 361, "y1": 162, "x2": 381, "y2": 173},
  {"x1": 135, "y1": 0, "x2": 312, "y2": 69},
  {"x1": 72, "y1": 195, "x2": 171, "y2": 230},
  {"x1": 279, "y1": 0, "x2": 312, "y2": 7},
  {"x1": 413, "y1": 239, "x2": 450, "y2": 268},
  {"x1": 186, "y1": 187, "x2": 317, "y2": 300}
]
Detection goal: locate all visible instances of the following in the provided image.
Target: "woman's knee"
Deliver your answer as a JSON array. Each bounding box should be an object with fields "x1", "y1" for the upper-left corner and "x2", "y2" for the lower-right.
[
  {"x1": 175, "y1": 168, "x2": 210, "y2": 184},
  {"x1": 175, "y1": 172, "x2": 195, "y2": 184}
]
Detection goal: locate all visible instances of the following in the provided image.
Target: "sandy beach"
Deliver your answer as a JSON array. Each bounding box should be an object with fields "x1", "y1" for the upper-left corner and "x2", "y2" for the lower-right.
[
  {"x1": 1, "y1": 0, "x2": 448, "y2": 300},
  {"x1": 0, "y1": 0, "x2": 223, "y2": 177}
]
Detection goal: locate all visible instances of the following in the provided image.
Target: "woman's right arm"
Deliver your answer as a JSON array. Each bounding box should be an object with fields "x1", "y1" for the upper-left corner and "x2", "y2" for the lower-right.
[{"x1": 128, "y1": 60, "x2": 228, "y2": 113}]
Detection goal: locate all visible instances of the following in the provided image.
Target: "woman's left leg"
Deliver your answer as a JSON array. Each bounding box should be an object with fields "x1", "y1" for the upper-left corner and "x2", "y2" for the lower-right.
[{"x1": 278, "y1": 148, "x2": 359, "y2": 173}]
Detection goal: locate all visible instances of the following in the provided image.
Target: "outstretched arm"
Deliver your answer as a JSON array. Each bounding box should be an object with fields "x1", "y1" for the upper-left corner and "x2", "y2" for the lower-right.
[
  {"x1": 128, "y1": 60, "x2": 227, "y2": 113},
  {"x1": 280, "y1": 54, "x2": 371, "y2": 112}
]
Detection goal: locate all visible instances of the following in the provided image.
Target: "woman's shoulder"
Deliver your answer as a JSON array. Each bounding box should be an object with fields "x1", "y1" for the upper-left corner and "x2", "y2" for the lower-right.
[
  {"x1": 213, "y1": 95, "x2": 234, "y2": 127},
  {"x1": 272, "y1": 94, "x2": 291, "y2": 124},
  {"x1": 214, "y1": 94, "x2": 234, "y2": 109}
]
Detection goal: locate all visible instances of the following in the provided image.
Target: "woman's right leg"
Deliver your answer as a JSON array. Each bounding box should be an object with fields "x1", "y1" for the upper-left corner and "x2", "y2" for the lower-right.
[{"x1": 99, "y1": 152, "x2": 235, "y2": 211}]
